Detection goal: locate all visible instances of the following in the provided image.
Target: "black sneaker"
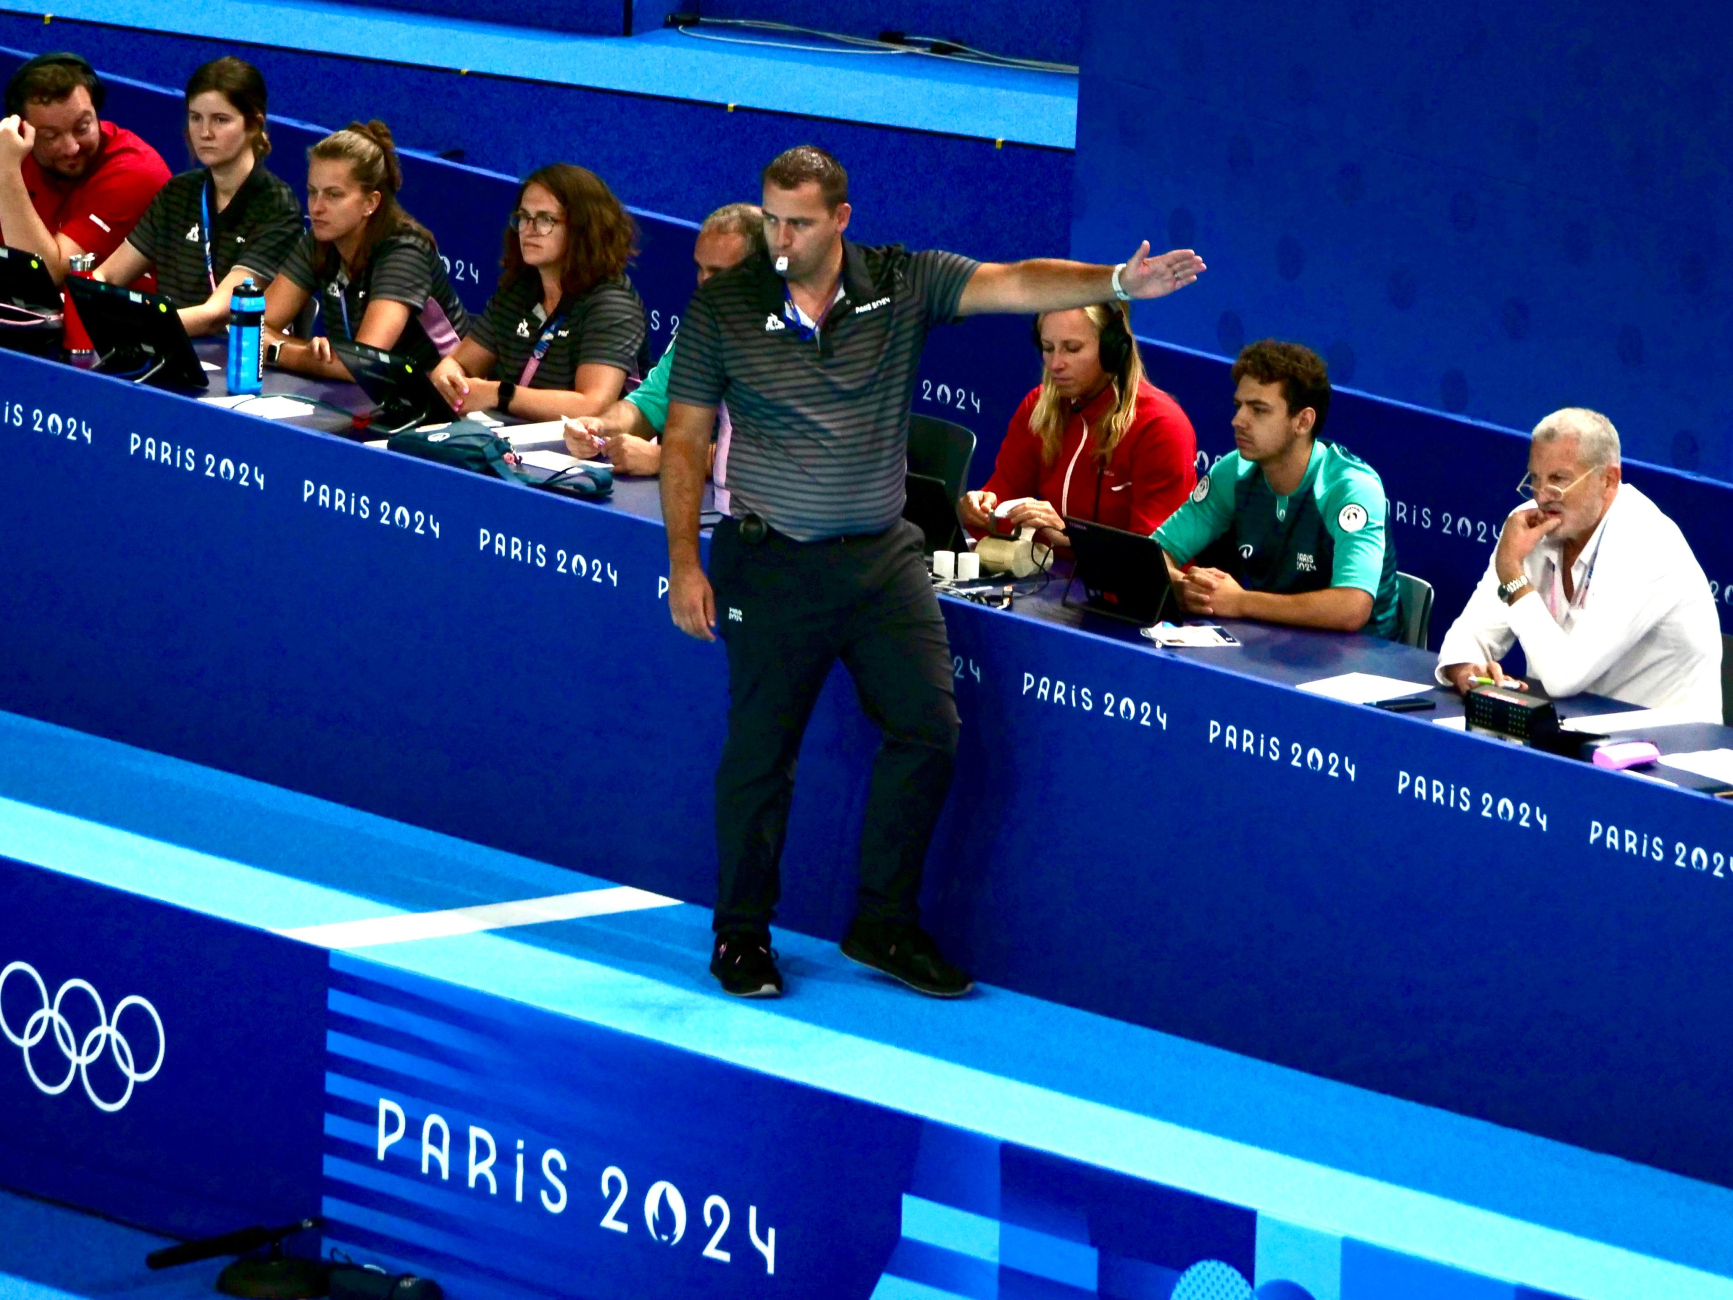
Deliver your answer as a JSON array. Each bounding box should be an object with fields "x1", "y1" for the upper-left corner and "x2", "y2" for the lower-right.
[
  {"x1": 710, "y1": 931, "x2": 783, "y2": 997},
  {"x1": 841, "y1": 921, "x2": 973, "y2": 998}
]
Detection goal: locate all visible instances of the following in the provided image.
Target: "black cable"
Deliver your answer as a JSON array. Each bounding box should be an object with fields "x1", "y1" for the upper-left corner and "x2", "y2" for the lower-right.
[{"x1": 670, "y1": 17, "x2": 1077, "y2": 74}]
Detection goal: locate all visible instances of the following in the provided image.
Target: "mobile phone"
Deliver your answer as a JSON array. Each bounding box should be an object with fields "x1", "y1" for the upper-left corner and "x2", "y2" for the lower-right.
[{"x1": 1377, "y1": 697, "x2": 1436, "y2": 713}]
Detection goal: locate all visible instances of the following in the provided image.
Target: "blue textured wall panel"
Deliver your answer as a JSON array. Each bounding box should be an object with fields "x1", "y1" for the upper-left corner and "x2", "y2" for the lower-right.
[
  {"x1": 0, "y1": 15, "x2": 1070, "y2": 263},
  {"x1": 1072, "y1": 0, "x2": 1731, "y2": 479},
  {"x1": 691, "y1": 0, "x2": 1080, "y2": 66}
]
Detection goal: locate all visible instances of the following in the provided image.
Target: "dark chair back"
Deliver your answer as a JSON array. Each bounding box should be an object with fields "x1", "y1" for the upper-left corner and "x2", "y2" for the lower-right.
[
  {"x1": 1395, "y1": 571, "x2": 1435, "y2": 650},
  {"x1": 1722, "y1": 633, "x2": 1732, "y2": 727},
  {"x1": 909, "y1": 414, "x2": 977, "y2": 505}
]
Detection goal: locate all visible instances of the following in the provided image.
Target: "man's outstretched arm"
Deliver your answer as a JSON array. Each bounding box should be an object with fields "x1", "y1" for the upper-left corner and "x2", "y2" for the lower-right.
[{"x1": 957, "y1": 241, "x2": 1205, "y2": 316}]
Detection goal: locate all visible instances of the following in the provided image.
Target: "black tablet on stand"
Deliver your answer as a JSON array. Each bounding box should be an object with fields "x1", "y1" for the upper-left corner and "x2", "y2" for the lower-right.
[
  {"x1": 0, "y1": 246, "x2": 63, "y2": 357},
  {"x1": 1063, "y1": 516, "x2": 1175, "y2": 624},
  {"x1": 64, "y1": 277, "x2": 207, "y2": 389},
  {"x1": 332, "y1": 338, "x2": 459, "y2": 433}
]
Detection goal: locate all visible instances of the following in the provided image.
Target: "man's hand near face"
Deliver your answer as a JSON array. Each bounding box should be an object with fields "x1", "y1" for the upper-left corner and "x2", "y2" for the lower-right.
[
  {"x1": 0, "y1": 115, "x2": 35, "y2": 173},
  {"x1": 1495, "y1": 506, "x2": 1561, "y2": 586}
]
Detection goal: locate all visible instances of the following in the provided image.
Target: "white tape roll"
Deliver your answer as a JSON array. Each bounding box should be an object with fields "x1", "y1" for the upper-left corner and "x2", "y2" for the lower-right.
[
  {"x1": 932, "y1": 550, "x2": 956, "y2": 578},
  {"x1": 955, "y1": 552, "x2": 980, "y2": 580},
  {"x1": 976, "y1": 536, "x2": 1054, "y2": 579}
]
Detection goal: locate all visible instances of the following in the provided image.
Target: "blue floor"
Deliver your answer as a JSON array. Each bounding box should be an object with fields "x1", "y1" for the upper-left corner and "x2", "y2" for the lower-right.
[
  {"x1": 3, "y1": 708, "x2": 1733, "y2": 1297},
  {"x1": 0, "y1": 0, "x2": 1075, "y2": 147}
]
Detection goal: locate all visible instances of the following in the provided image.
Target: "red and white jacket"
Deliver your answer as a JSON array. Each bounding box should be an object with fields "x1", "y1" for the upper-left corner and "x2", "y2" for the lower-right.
[{"x1": 976, "y1": 379, "x2": 1197, "y2": 536}]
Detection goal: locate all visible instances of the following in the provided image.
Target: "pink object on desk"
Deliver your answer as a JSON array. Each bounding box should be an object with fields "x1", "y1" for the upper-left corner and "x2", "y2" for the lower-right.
[{"x1": 1592, "y1": 741, "x2": 1661, "y2": 770}]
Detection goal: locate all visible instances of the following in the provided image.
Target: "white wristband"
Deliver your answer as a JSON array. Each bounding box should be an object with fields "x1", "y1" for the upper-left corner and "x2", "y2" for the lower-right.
[{"x1": 1110, "y1": 261, "x2": 1130, "y2": 301}]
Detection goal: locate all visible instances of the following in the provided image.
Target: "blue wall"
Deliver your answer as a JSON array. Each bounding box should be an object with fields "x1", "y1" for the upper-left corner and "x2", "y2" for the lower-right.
[
  {"x1": 0, "y1": 15, "x2": 1069, "y2": 264},
  {"x1": 691, "y1": 0, "x2": 1080, "y2": 66},
  {"x1": 1071, "y1": 0, "x2": 1732, "y2": 480}
]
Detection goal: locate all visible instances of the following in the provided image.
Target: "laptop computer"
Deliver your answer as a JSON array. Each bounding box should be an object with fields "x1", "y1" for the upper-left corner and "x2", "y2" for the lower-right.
[
  {"x1": 332, "y1": 338, "x2": 459, "y2": 433},
  {"x1": 1063, "y1": 515, "x2": 1175, "y2": 624},
  {"x1": 64, "y1": 277, "x2": 207, "y2": 389},
  {"x1": 0, "y1": 246, "x2": 63, "y2": 357},
  {"x1": 903, "y1": 471, "x2": 963, "y2": 553}
]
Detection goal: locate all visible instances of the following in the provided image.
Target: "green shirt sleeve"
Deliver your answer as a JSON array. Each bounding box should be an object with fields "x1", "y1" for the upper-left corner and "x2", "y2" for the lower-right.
[
  {"x1": 624, "y1": 336, "x2": 674, "y2": 434},
  {"x1": 1153, "y1": 453, "x2": 1240, "y2": 563},
  {"x1": 1317, "y1": 450, "x2": 1390, "y2": 596}
]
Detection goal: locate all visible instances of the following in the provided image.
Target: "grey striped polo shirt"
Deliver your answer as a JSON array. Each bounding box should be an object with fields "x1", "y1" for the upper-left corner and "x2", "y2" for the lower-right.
[{"x1": 667, "y1": 240, "x2": 978, "y2": 541}]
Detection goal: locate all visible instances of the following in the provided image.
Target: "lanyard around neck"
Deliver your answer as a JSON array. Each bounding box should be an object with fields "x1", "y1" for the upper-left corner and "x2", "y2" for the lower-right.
[
  {"x1": 518, "y1": 301, "x2": 567, "y2": 385},
  {"x1": 782, "y1": 278, "x2": 842, "y2": 342},
  {"x1": 199, "y1": 179, "x2": 216, "y2": 292}
]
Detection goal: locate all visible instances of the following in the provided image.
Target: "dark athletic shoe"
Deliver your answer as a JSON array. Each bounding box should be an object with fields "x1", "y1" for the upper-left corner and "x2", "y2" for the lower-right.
[
  {"x1": 710, "y1": 931, "x2": 783, "y2": 997},
  {"x1": 841, "y1": 921, "x2": 973, "y2": 998}
]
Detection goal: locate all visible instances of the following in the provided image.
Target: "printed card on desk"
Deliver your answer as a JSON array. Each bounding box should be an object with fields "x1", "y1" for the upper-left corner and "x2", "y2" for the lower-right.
[{"x1": 1141, "y1": 622, "x2": 1238, "y2": 648}]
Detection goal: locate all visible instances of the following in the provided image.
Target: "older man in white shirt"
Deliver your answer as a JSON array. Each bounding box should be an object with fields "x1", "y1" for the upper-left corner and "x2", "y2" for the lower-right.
[{"x1": 1437, "y1": 407, "x2": 1722, "y2": 721}]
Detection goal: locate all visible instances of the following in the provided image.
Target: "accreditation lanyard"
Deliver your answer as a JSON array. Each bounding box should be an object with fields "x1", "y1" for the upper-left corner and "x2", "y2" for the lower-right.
[
  {"x1": 781, "y1": 279, "x2": 842, "y2": 343},
  {"x1": 1544, "y1": 515, "x2": 1609, "y2": 622},
  {"x1": 517, "y1": 303, "x2": 567, "y2": 386},
  {"x1": 199, "y1": 179, "x2": 217, "y2": 292}
]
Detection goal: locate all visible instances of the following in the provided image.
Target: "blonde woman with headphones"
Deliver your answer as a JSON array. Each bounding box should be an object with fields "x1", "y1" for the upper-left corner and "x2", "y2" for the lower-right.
[
  {"x1": 262, "y1": 119, "x2": 468, "y2": 380},
  {"x1": 959, "y1": 301, "x2": 1197, "y2": 551}
]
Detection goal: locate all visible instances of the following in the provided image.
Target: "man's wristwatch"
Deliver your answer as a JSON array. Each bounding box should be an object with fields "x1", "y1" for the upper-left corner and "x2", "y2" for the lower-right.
[
  {"x1": 264, "y1": 341, "x2": 283, "y2": 368},
  {"x1": 1497, "y1": 574, "x2": 1532, "y2": 605},
  {"x1": 495, "y1": 379, "x2": 517, "y2": 413}
]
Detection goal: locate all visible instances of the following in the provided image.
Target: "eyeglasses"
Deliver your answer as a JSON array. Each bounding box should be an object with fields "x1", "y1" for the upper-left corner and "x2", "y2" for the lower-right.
[
  {"x1": 1516, "y1": 465, "x2": 1599, "y2": 504},
  {"x1": 508, "y1": 211, "x2": 563, "y2": 235}
]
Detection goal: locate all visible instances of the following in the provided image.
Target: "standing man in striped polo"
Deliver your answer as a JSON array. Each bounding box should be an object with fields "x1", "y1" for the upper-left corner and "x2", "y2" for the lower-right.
[{"x1": 663, "y1": 145, "x2": 1204, "y2": 999}]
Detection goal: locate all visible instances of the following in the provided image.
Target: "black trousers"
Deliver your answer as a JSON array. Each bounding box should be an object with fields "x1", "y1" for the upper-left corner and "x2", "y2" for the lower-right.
[{"x1": 708, "y1": 517, "x2": 960, "y2": 936}]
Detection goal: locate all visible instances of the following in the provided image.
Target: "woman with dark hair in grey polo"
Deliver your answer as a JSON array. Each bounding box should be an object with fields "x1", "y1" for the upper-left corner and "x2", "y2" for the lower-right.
[
  {"x1": 94, "y1": 57, "x2": 301, "y2": 335},
  {"x1": 429, "y1": 162, "x2": 647, "y2": 422}
]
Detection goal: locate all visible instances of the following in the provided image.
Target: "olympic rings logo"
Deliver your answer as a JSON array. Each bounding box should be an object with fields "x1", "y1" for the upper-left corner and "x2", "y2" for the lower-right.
[{"x1": 0, "y1": 962, "x2": 165, "y2": 1113}]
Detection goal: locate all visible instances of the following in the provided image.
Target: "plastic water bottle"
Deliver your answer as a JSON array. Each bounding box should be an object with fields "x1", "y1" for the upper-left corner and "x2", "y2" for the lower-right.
[{"x1": 226, "y1": 277, "x2": 265, "y2": 395}]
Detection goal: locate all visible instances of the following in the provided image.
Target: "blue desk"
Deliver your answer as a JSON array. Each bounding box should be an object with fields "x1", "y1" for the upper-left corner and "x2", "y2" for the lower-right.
[{"x1": 3, "y1": 342, "x2": 1732, "y2": 1198}]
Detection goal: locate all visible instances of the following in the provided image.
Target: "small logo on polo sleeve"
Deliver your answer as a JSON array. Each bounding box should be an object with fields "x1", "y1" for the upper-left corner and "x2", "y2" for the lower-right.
[
  {"x1": 1238, "y1": 542, "x2": 1254, "y2": 559},
  {"x1": 764, "y1": 314, "x2": 786, "y2": 332},
  {"x1": 1297, "y1": 552, "x2": 1316, "y2": 572},
  {"x1": 1338, "y1": 503, "x2": 1368, "y2": 532},
  {"x1": 1191, "y1": 477, "x2": 1210, "y2": 503}
]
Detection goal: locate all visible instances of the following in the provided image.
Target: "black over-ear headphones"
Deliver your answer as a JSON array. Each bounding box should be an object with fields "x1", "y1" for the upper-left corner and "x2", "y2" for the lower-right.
[
  {"x1": 6, "y1": 52, "x2": 104, "y2": 118},
  {"x1": 1031, "y1": 303, "x2": 1134, "y2": 376}
]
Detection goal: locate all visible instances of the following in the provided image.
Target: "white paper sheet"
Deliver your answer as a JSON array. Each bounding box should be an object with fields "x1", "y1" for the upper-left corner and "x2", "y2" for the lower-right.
[
  {"x1": 1432, "y1": 716, "x2": 1467, "y2": 730},
  {"x1": 517, "y1": 448, "x2": 608, "y2": 473},
  {"x1": 1560, "y1": 705, "x2": 1703, "y2": 733},
  {"x1": 1657, "y1": 749, "x2": 1733, "y2": 783},
  {"x1": 1297, "y1": 671, "x2": 1433, "y2": 704},
  {"x1": 503, "y1": 420, "x2": 572, "y2": 448},
  {"x1": 199, "y1": 393, "x2": 314, "y2": 419},
  {"x1": 200, "y1": 360, "x2": 219, "y2": 372}
]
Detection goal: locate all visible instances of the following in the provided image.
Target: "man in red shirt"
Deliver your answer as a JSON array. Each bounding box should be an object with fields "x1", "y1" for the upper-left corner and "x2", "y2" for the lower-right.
[{"x1": 0, "y1": 53, "x2": 169, "y2": 283}]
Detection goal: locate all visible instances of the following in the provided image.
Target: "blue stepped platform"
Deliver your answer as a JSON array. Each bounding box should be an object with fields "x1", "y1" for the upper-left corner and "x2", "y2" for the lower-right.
[{"x1": 1, "y1": 709, "x2": 1732, "y2": 1300}]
